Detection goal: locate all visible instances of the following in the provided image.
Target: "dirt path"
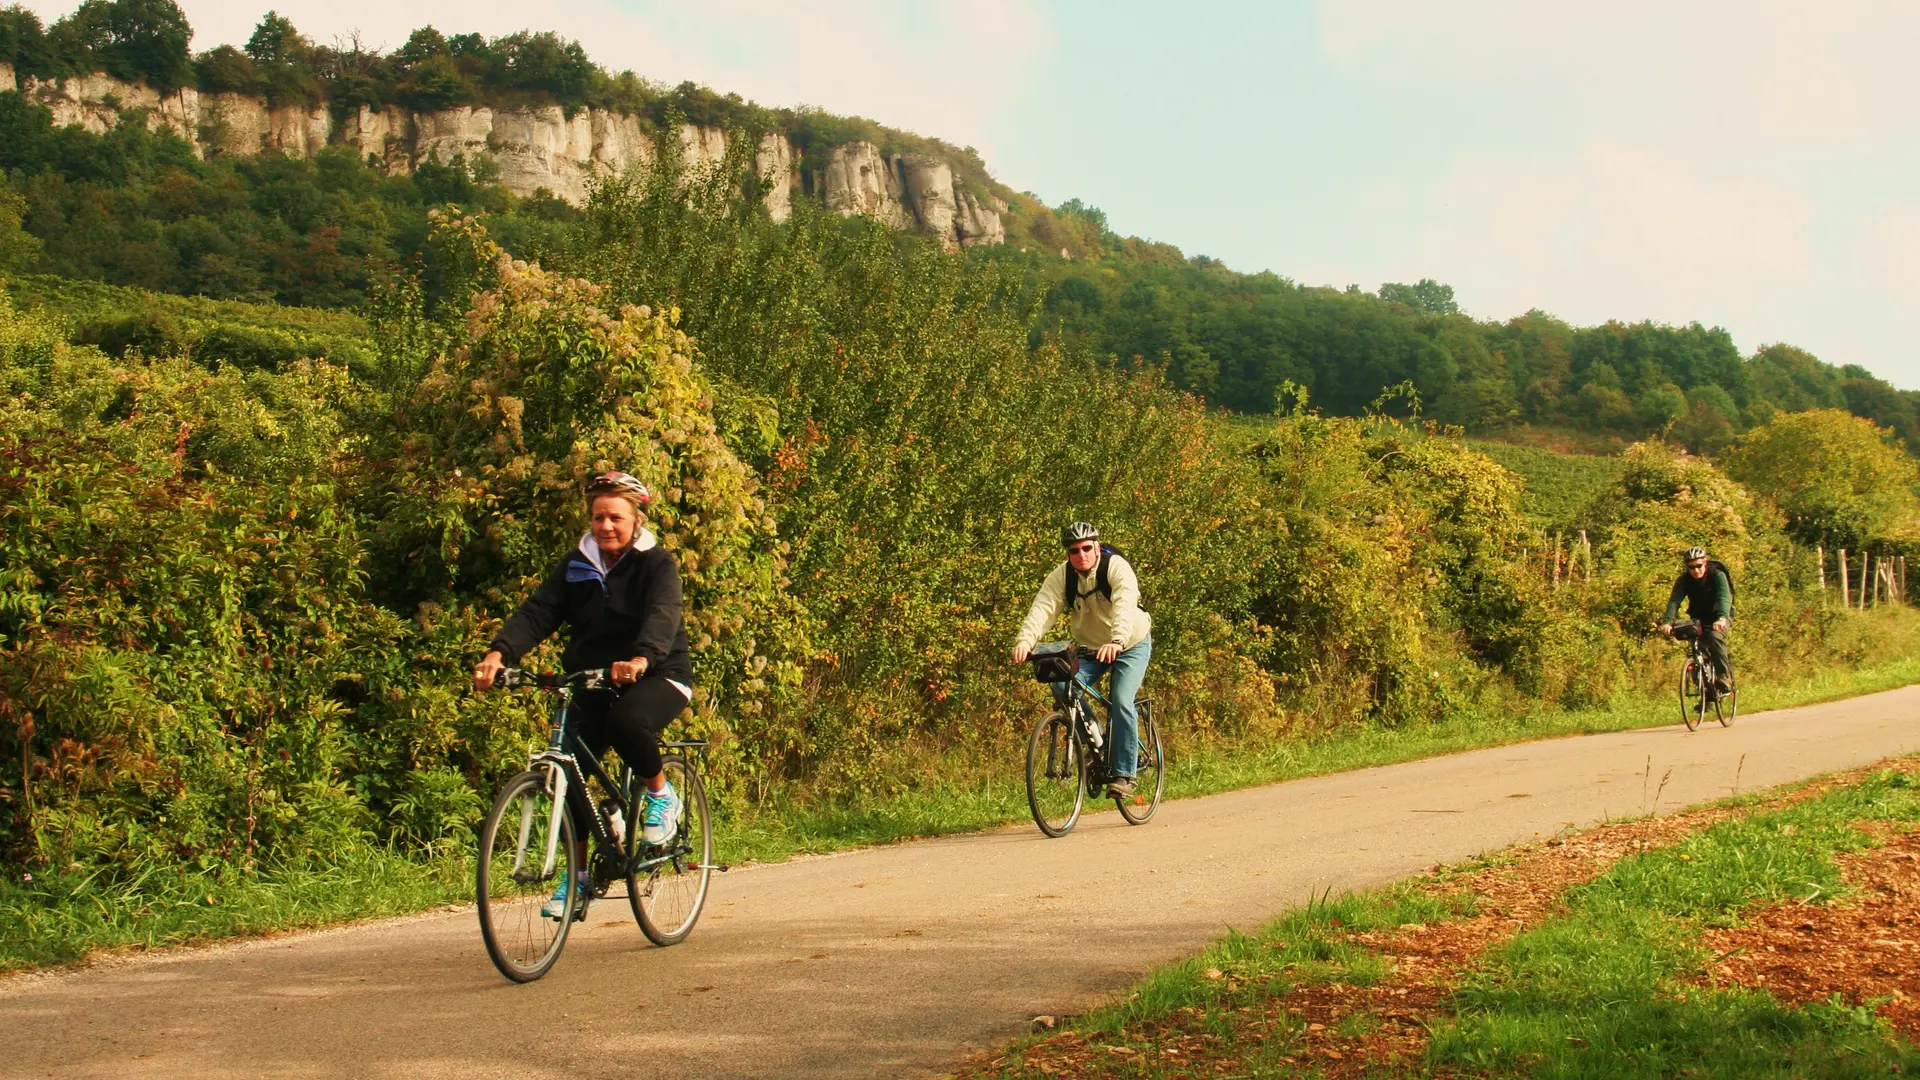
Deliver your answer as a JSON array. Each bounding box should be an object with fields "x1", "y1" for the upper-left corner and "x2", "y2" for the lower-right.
[{"x1": 7, "y1": 686, "x2": 1920, "y2": 1080}]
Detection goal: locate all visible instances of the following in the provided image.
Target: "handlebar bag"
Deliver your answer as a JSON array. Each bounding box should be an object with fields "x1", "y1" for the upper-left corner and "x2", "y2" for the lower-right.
[{"x1": 1029, "y1": 642, "x2": 1078, "y2": 683}]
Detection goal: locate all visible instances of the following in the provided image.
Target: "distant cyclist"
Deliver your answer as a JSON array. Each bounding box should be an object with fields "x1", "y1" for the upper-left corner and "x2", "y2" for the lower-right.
[
  {"x1": 1660, "y1": 545, "x2": 1734, "y2": 696},
  {"x1": 472, "y1": 471, "x2": 693, "y2": 919},
  {"x1": 1011, "y1": 522, "x2": 1152, "y2": 798}
]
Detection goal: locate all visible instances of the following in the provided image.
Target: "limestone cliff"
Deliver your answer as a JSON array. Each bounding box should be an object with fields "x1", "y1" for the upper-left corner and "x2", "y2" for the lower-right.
[{"x1": 6, "y1": 70, "x2": 1003, "y2": 245}]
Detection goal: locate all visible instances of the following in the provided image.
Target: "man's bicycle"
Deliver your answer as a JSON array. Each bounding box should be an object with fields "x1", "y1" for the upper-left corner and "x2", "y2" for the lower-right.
[
  {"x1": 1672, "y1": 621, "x2": 1735, "y2": 731},
  {"x1": 1023, "y1": 644, "x2": 1164, "y2": 837},
  {"x1": 475, "y1": 668, "x2": 719, "y2": 982}
]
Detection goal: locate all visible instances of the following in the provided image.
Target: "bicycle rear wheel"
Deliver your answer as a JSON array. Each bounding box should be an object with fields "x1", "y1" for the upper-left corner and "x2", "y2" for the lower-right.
[
  {"x1": 1679, "y1": 659, "x2": 1703, "y2": 731},
  {"x1": 477, "y1": 768, "x2": 577, "y2": 982},
  {"x1": 1116, "y1": 701, "x2": 1164, "y2": 825},
  {"x1": 629, "y1": 755, "x2": 713, "y2": 946},
  {"x1": 1026, "y1": 711, "x2": 1086, "y2": 837}
]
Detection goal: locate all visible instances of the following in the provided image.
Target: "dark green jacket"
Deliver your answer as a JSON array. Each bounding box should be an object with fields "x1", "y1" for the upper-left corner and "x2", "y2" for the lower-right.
[{"x1": 1663, "y1": 567, "x2": 1732, "y2": 624}]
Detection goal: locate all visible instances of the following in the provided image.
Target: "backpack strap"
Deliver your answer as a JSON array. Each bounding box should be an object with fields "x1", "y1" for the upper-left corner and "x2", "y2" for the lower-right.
[
  {"x1": 1094, "y1": 547, "x2": 1114, "y2": 600},
  {"x1": 1060, "y1": 559, "x2": 1077, "y2": 612}
]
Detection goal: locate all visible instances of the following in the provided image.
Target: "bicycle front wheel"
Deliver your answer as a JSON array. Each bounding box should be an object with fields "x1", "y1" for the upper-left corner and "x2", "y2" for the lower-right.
[
  {"x1": 1679, "y1": 659, "x2": 1704, "y2": 731},
  {"x1": 1027, "y1": 711, "x2": 1086, "y2": 837},
  {"x1": 1713, "y1": 673, "x2": 1736, "y2": 727},
  {"x1": 477, "y1": 768, "x2": 577, "y2": 982},
  {"x1": 1117, "y1": 701, "x2": 1165, "y2": 825},
  {"x1": 629, "y1": 755, "x2": 713, "y2": 947}
]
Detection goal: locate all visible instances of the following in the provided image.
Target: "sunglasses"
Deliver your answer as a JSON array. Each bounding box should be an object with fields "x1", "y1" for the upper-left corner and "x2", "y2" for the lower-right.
[
  {"x1": 1066, "y1": 543, "x2": 1098, "y2": 555},
  {"x1": 1687, "y1": 561, "x2": 1707, "y2": 570}
]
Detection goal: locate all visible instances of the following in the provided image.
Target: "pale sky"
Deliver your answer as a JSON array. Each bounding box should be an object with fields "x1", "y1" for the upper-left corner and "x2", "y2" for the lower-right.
[{"x1": 23, "y1": 0, "x2": 1920, "y2": 389}]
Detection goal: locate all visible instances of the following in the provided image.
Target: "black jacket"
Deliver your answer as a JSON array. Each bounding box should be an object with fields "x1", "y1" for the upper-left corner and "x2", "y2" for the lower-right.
[{"x1": 488, "y1": 537, "x2": 694, "y2": 686}]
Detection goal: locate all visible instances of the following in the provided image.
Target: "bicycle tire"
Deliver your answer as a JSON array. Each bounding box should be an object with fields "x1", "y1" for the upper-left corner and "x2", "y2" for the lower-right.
[
  {"x1": 1116, "y1": 701, "x2": 1164, "y2": 825},
  {"x1": 1026, "y1": 710, "x2": 1086, "y2": 837},
  {"x1": 477, "y1": 768, "x2": 577, "y2": 982},
  {"x1": 629, "y1": 755, "x2": 713, "y2": 946},
  {"x1": 1713, "y1": 674, "x2": 1736, "y2": 727},
  {"x1": 1679, "y1": 659, "x2": 1703, "y2": 732}
]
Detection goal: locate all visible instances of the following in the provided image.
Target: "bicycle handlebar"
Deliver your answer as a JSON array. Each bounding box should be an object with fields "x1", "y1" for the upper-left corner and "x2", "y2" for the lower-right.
[{"x1": 494, "y1": 667, "x2": 611, "y2": 691}]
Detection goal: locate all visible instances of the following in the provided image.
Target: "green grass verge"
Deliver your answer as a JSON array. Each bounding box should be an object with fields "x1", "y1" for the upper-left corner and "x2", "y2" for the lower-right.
[
  {"x1": 0, "y1": 847, "x2": 469, "y2": 972},
  {"x1": 7, "y1": 644, "x2": 1918, "y2": 975},
  {"x1": 977, "y1": 765, "x2": 1920, "y2": 1078},
  {"x1": 1428, "y1": 768, "x2": 1920, "y2": 1077}
]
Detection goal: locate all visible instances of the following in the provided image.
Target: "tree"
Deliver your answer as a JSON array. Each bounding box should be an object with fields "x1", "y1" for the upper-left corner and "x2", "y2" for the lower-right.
[
  {"x1": 0, "y1": 181, "x2": 42, "y2": 273},
  {"x1": 1723, "y1": 409, "x2": 1920, "y2": 548},
  {"x1": 245, "y1": 10, "x2": 304, "y2": 65},
  {"x1": 1378, "y1": 278, "x2": 1459, "y2": 316},
  {"x1": 102, "y1": 0, "x2": 192, "y2": 90},
  {"x1": 0, "y1": 5, "x2": 47, "y2": 71}
]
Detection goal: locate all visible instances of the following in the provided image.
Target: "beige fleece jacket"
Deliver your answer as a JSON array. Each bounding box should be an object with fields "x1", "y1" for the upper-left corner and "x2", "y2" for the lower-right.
[{"x1": 1014, "y1": 554, "x2": 1152, "y2": 653}]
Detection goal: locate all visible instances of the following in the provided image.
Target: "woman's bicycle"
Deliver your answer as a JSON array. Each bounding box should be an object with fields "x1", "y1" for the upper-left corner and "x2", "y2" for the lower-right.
[
  {"x1": 1022, "y1": 644, "x2": 1164, "y2": 837},
  {"x1": 1672, "y1": 621, "x2": 1735, "y2": 731},
  {"x1": 476, "y1": 667, "x2": 720, "y2": 982}
]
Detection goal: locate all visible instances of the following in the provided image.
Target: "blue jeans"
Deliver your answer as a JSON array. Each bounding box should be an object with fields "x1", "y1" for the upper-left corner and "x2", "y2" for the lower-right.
[{"x1": 1050, "y1": 635, "x2": 1151, "y2": 778}]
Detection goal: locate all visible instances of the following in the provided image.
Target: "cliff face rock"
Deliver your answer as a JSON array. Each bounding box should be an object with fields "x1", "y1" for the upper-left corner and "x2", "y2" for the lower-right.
[
  {"x1": 9, "y1": 71, "x2": 999, "y2": 245},
  {"x1": 756, "y1": 133, "x2": 794, "y2": 222},
  {"x1": 22, "y1": 73, "x2": 200, "y2": 146},
  {"x1": 830, "y1": 144, "x2": 1005, "y2": 250},
  {"x1": 202, "y1": 92, "x2": 331, "y2": 158},
  {"x1": 822, "y1": 141, "x2": 910, "y2": 229}
]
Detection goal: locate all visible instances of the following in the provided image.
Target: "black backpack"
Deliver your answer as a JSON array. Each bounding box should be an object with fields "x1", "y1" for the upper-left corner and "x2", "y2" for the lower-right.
[
  {"x1": 1062, "y1": 544, "x2": 1143, "y2": 611},
  {"x1": 1710, "y1": 560, "x2": 1735, "y2": 618}
]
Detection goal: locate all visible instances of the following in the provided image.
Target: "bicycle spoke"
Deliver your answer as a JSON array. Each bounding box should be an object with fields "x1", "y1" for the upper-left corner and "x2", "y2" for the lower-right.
[
  {"x1": 630, "y1": 756, "x2": 712, "y2": 946},
  {"x1": 478, "y1": 770, "x2": 575, "y2": 982}
]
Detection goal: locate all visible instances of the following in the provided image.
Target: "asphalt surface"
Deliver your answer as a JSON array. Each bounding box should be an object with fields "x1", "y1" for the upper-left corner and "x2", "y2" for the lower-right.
[{"x1": 6, "y1": 684, "x2": 1919, "y2": 1079}]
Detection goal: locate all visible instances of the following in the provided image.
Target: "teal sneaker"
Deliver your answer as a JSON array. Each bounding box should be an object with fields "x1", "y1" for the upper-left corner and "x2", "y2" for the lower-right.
[
  {"x1": 541, "y1": 871, "x2": 589, "y2": 921},
  {"x1": 641, "y1": 782, "x2": 683, "y2": 846}
]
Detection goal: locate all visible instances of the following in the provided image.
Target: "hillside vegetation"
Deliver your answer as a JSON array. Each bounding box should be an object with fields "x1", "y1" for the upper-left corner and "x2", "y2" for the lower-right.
[
  {"x1": 1, "y1": 0, "x2": 1917, "y2": 455},
  {"x1": 5, "y1": 138, "x2": 1919, "y2": 920}
]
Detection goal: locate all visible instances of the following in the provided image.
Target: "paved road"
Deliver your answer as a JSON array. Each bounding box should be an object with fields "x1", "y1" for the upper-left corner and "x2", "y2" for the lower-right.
[{"x1": 6, "y1": 686, "x2": 1919, "y2": 1079}]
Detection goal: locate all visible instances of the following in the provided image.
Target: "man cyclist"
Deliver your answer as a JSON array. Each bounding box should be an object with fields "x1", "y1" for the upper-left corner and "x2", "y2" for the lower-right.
[
  {"x1": 472, "y1": 471, "x2": 693, "y2": 919},
  {"x1": 1660, "y1": 545, "x2": 1734, "y2": 697},
  {"x1": 1011, "y1": 522, "x2": 1152, "y2": 798}
]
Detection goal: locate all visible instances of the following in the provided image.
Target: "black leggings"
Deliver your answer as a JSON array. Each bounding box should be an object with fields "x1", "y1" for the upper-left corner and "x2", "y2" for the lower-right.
[{"x1": 566, "y1": 678, "x2": 688, "y2": 836}]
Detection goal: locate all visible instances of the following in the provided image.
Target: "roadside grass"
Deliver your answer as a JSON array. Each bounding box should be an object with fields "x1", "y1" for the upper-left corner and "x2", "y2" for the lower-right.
[
  {"x1": 967, "y1": 764, "x2": 1920, "y2": 1079},
  {"x1": 1429, "y1": 767, "x2": 1920, "y2": 1077},
  {"x1": 7, "y1": 640, "x2": 1918, "y2": 975},
  {"x1": 0, "y1": 846, "x2": 469, "y2": 972}
]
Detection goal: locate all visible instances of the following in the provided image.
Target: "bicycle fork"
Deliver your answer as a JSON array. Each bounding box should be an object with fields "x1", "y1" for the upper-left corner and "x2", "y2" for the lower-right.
[{"x1": 508, "y1": 763, "x2": 569, "y2": 883}]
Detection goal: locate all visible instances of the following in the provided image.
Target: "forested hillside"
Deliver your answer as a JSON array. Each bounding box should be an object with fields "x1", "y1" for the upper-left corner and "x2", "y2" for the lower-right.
[{"x1": 2, "y1": 0, "x2": 1916, "y2": 452}]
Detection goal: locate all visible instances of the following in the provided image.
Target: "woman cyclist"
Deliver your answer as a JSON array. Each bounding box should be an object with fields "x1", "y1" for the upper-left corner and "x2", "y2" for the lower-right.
[{"x1": 472, "y1": 471, "x2": 694, "y2": 919}]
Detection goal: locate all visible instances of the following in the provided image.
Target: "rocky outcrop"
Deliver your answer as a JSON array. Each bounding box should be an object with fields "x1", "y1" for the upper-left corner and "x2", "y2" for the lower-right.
[
  {"x1": 21, "y1": 73, "x2": 200, "y2": 147},
  {"x1": 10, "y1": 70, "x2": 1000, "y2": 245},
  {"x1": 343, "y1": 105, "x2": 412, "y2": 173},
  {"x1": 955, "y1": 192, "x2": 1006, "y2": 248},
  {"x1": 1, "y1": 62, "x2": 15, "y2": 92},
  {"x1": 822, "y1": 141, "x2": 910, "y2": 228},
  {"x1": 756, "y1": 133, "x2": 795, "y2": 222},
  {"x1": 202, "y1": 92, "x2": 331, "y2": 158},
  {"x1": 830, "y1": 144, "x2": 1005, "y2": 250}
]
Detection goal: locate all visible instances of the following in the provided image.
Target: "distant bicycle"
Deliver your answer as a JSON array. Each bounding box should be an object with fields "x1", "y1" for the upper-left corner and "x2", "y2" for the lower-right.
[
  {"x1": 1672, "y1": 621, "x2": 1735, "y2": 731},
  {"x1": 476, "y1": 667, "x2": 718, "y2": 982},
  {"x1": 1022, "y1": 644, "x2": 1164, "y2": 837}
]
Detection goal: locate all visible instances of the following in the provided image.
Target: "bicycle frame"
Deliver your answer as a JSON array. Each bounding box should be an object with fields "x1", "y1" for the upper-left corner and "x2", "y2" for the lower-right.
[{"x1": 514, "y1": 677, "x2": 708, "y2": 885}]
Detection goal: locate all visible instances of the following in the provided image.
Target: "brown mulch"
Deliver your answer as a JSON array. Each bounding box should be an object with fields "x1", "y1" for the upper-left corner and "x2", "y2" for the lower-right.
[
  {"x1": 1704, "y1": 823, "x2": 1920, "y2": 1039},
  {"x1": 955, "y1": 759, "x2": 1919, "y2": 1079}
]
